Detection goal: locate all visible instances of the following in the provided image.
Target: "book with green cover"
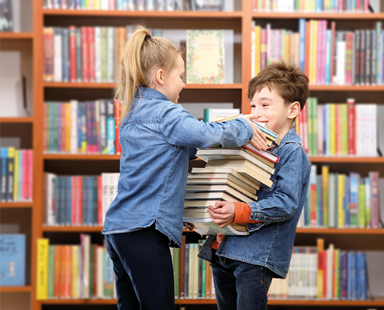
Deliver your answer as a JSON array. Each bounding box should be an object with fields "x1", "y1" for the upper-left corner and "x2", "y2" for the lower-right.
[
  {"x1": 48, "y1": 246, "x2": 55, "y2": 298},
  {"x1": 358, "y1": 183, "x2": 366, "y2": 228},
  {"x1": 173, "y1": 248, "x2": 180, "y2": 299}
]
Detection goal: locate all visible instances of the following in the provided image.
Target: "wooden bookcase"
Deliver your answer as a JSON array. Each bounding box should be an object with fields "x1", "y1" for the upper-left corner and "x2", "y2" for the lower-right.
[{"x1": 1, "y1": 0, "x2": 383, "y2": 309}]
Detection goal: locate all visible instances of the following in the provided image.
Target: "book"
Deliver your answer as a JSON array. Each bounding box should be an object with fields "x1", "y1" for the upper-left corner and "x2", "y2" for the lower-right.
[
  {"x1": 185, "y1": 186, "x2": 255, "y2": 203},
  {"x1": 186, "y1": 183, "x2": 257, "y2": 200},
  {"x1": 0, "y1": 234, "x2": 26, "y2": 287},
  {"x1": 186, "y1": 30, "x2": 225, "y2": 84},
  {"x1": 184, "y1": 191, "x2": 240, "y2": 207},
  {"x1": 0, "y1": 0, "x2": 13, "y2": 31},
  {"x1": 204, "y1": 109, "x2": 240, "y2": 123},
  {"x1": 36, "y1": 238, "x2": 49, "y2": 298},
  {"x1": 196, "y1": 149, "x2": 275, "y2": 175}
]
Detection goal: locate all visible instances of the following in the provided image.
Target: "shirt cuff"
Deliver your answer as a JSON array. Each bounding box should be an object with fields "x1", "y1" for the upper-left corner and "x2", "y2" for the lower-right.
[{"x1": 234, "y1": 202, "x2": 263, "y2": 224}]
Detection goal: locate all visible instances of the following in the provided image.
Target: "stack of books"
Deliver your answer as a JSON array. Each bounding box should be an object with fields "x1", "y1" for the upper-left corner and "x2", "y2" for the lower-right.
[{"x1": 183, "y1": 118, "x2": 280, "y2": 235}]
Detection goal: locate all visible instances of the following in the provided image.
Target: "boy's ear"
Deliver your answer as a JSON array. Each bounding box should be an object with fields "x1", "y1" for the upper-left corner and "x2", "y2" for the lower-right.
[{"x1": 287, "y1": 101, "x2": 301, "y2": 120}]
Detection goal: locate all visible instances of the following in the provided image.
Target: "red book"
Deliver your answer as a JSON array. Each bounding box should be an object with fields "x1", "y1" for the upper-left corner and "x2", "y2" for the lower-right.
[
  {"x1": 310, "y1": 183, "x2": 317, "y2": 226},
  {"x1": 43, "y1": 28, "x2": 54, "y2": 81},
  {"x1": 69, "y1": 26, "x2": 77, "y2": 82},
  {"x1": 114, "y1": 99, "x2": 122, "y2": 155},
  {"x1": 81, "y1": 27, "x2": 88, "y2": 82},
  {"x1": 370, "y1": 172, "x2": 380, "y2": 228},
  {"x1": 242, "y1": 144, "x2": 279, "y2": 163},
  {"x1": 347, "y1": 98, "x2": 356, "y2": 155},
  {"x1": 78, "y1": 176, "x2": 83, "y2": 225},
  {"x1": 330, "y1": 22, "x2": 336, "y2": 84},
  {"x1": 179, "y1": 235, "x2": 186, "y2": 299},
  {"x1": 345, "y1": 32, "x2": 353, "y2": 85},
  {"x1": 27, "y1": 150, "x2": 33, "y2": 200},
  {"x1": 89, "y1": 27, "x2": 95, "y2": 82},
  {"x1": 97, "y1": 176, "x2": 103, "y2": 225},
  {"x1": 87, "y1": 27, "x2": 92, "y2": 83},
  {"x1": 304, "y1": 21, "x2": 310, "y2": 78},
  {"x1": 21, "y1": 150, "x2": 27, "y2": 200}
]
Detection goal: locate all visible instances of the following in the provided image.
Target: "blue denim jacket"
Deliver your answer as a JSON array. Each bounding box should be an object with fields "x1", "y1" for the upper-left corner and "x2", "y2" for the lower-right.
[
  {"x1": 102, "y1": 87, "x2": 253, "y2": 247},
  {"x1": 199, "y1": 128, "x2": 311, "y2": 279}
]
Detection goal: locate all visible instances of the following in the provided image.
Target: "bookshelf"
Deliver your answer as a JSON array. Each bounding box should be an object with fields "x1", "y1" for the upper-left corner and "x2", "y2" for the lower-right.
[{"x1": 0, "y1": 0, "x2": 380, "y2": 309}]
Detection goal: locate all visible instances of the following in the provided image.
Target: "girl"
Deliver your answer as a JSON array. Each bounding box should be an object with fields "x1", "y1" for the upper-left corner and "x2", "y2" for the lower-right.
[{"x1": 102, "y1": 26, "x2": 267, "y2": 310}]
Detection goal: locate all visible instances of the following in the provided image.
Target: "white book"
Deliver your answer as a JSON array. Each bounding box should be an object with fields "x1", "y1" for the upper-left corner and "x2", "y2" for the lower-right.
[
  {"x1": 204, "y1": 108, "x2": 240, "y2": 123},
  {"x1": 251, "y1": 22, "x2": 255, "y2": 78},
  {"x1": 137, "y1": 0, "x2": 145, "y2": 10},
  {"x1": 54, "y1": 28, "x2": 62, "y2": 82},
  {"x1": 146, "y1": 0, "x2": 155, "y2": 10},
  {"x1": 311, "y1": 250, "x2": 318, "y2": 298},
  {"x1": 107, "y1": 27, "x2": 115, "y2": 82},
  {"x1": 317, "y1": 105, "x2": 323, "y2": 155},
  {"x1": 101, "y1": 0, "x2": 109, "y2": 10},
  {"x1": 95, "y1": 27, "x2": 102, "y2": 82},
  {"x1": 70, "y1": 100, "x2": 78, "y2": 154},
  {"x1": 356, "y1": 104, "x2": 362, "y2": 156},
  {"x1": 166, "y1": 0, "x2": 175, "y2": 11},
  {"x1": 371, "y1": 104, "x2": 377, "y2": 156},
  {"x1": 44, "y1": 173, "x2": 55, "y2": 225},
  {"x1": 97, "y1": 246, "x2": 104, "y2": 298},
  {"x1": 336, "y1": 40, "x2": 346, "y2": 85}
]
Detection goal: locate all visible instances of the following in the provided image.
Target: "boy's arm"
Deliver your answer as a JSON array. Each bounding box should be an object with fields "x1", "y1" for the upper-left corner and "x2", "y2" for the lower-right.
[{"x1": 248, "y1": 146, "x2": 310, "y2": 225}]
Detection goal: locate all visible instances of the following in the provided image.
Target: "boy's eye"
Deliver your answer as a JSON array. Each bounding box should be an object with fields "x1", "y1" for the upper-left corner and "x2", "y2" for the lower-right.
[{"x1": 262, "y1": 104, "x2": 269, "y2": 107}]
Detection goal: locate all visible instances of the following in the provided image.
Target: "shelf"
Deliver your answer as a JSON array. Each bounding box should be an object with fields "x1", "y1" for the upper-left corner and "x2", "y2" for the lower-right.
[
  {"x1": 309, "y1": 85, "x2": 384, "y2": 91},
  {"x1": 309, "y1": 156, "x2": 384, "y2": 163},
  {"x1": 0, "y1": 202, "x2": 34, "y2": 208},
  {"x1": 43, "y1": 9, "x2": 242, "y2": 18},
  {"x1": 0, "y1": 286, "x2": 32, "y2": 293},
  {"x1": 37, "y1": 298, "x2": 384, "y2": 306},
  {"x1": 43, "y1": 82, "x2": 243, "y2": 89},
  {"x1": 0, "y1": 117, "x2": 34, "y2": 123},
  {"x1": 296, "y1": 228, "x2": 384, "y2": 235},
  {"x1": 252, "y1": 12, "x2": 384, "y2": 20},
  {"x1": 43, "y1": 154, "x2": 121, "y2": 160},
  {"x1": 0, "y1": 32, "x2": 33, "y2": 39}
]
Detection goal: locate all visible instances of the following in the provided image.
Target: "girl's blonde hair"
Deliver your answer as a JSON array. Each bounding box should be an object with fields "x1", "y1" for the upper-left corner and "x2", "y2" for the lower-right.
[{"x1": 116, "y1": 26, "x2": 180, "y2": 123}]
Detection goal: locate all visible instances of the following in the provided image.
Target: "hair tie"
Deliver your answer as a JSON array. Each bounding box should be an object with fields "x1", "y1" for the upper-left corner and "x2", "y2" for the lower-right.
[{"x1": 145, "y1": 34, "x2": 152, "y2": 41}]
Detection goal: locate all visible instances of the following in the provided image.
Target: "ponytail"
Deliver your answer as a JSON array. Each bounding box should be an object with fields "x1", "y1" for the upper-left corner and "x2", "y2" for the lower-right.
[{"x1": 116, "y1": 26, "x2": 180, "y2": 124}]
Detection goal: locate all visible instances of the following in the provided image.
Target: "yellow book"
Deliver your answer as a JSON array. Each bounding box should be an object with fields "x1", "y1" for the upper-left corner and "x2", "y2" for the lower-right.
[
  {"x1": 254, "y1": 26, "x2": 261, "y2": 76},
  {"x1": 322, "y1": 166, "x2": 329, "y2": 226},
  {"x1": 337, "y1": 174, "x2": 346, "y2": 228},
  {"x1": 334, "y1": 249, "x2": 340, "y2": 298},
  {"x1": 65, "y1": 103, "x2": 71, "y2": 153},
  {"x1": 36, "y1": 238, "x2": 49, "y2": 300},
  {"x1": 329, "y1": 104, "x2": 336, "y2": 155},
  {"x1": 13, "y1": 150, "x2": 18, "y2": 201},
  {"x1": 310, "y1": 20, "x2": 318, "y2": 84},
  {"x1": 72, "y1": 245, "x2": 79, "y2": 298}
]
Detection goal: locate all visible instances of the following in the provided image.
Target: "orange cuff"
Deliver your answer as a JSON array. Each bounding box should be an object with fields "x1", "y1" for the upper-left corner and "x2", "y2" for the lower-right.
[{"x1": 233, "y1": 202, "x2": 262, "y2": 224}]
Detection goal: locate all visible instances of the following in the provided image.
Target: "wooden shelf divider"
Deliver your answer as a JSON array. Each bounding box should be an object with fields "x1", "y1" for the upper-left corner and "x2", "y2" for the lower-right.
[{"x1": 0, "y1": 286, "x2": 32, "y2": 293}]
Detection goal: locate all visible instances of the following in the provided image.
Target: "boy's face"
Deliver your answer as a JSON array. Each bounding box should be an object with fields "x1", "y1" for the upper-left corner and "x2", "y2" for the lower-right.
[{"x1": 250, "y1": 85, "x2": 296, "y2": 137}]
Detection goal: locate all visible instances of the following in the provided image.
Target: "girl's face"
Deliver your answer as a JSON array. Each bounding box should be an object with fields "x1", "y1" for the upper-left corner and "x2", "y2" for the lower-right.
[{"x1": 164, "y1": 54, "x2": 185, "y2": 104}]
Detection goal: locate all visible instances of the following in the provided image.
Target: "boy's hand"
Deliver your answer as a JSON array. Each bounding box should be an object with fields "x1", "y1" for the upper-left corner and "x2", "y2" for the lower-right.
[
  {"x1": 242, "y1": 114, "x2": 268, "y2": 151},
  {"x1": 183, "y1": 222, "x2": 194, "y2": 231},
  {"x1": 208, "y1": 201, "x2": 235, "y2": 228}
]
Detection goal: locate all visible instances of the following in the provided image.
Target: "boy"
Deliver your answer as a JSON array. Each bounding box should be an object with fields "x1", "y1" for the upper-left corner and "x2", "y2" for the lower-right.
[{"x1": 197, "y1": 62, "x2": 311, "y2": 310}]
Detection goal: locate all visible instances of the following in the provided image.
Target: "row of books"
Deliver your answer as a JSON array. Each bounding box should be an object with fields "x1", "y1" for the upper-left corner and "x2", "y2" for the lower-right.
[
  {"x1": 252, "y1": 0, "x2": 372, "y2": 13},
  {"x1": 36, "y1": 236, "x2": 115, "y2": 300},
  {"x1": 171, "y1": 237, "x2": 216, "y2": 299},
  {"x1": 251, "y1": 20, "x2": 384, "y2": 85},
  {"x1": 298, "y1": 166, "x2": 380, "y2": 228},
  {"x1": 43, "y1": 100, "x2": 122, "y2": 154},
  {"x1": 0, "y1": 148, "x2": 33, "y2": 202},
  {"x1": 296, "y1": 98, "x2": 378, "y2": 157},
  {"x1": 43, "y1": 173, "x2": 119, "y2": 226},
  {"x1": 43, "y1": 0, "x2": 177, "y2": 11},
  {"x1": 43, "y1": 26, "x2": 162, "y2": 83},
  {"x1": 268, "y1": 240, "x2": 369, "y2": 300}
]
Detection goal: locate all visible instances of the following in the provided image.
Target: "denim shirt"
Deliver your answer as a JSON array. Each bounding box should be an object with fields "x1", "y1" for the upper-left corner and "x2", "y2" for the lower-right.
[
  {"x1": 199, "y1": 128, "x2": 311, "y2": 279},
  {"x1": 102, "y1": 87, "x2": 253, "y2": 247}
]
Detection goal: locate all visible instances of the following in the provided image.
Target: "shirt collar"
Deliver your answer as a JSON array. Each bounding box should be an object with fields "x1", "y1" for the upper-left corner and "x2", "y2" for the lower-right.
[
  {"x1": 270, "y1": 128, "x2": 302, "y2": 154},
  {"x1": 135, "y1": 86, "x2": 169, "y2": 101}
]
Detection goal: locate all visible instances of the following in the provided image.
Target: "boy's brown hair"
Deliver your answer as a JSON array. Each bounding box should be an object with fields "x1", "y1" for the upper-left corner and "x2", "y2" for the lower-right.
[{"x1": 247, "y1": 62, "x2": 309, "y2": 110}]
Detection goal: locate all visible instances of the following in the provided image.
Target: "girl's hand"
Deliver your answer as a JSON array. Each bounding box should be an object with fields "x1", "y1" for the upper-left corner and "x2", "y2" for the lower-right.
[
  {"x1": 183, "y1": 222, "x2": 194, "y2": 231},
  {"x1": 208, "y1": 201, "x2": 235, "y2": 228},
  {"x1": 242, "y1": 114, "x2": 268, "y2": 151}
]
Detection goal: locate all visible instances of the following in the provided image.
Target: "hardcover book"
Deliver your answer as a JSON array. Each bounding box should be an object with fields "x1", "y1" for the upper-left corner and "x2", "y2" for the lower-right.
[
  {"x1": 186, "y1": 30, "x2": 225, "y2": 84},
  {"x1": 0, "y1": 234, "x2": 26, "y2": 286}
]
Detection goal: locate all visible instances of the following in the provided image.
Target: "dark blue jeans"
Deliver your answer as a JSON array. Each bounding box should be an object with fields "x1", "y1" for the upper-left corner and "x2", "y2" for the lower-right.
[
  {"x1": 211, "y1": 252, "x2": 274, "y2": 310},
  {"x1": 104, "y1": 224, "x2": 174, "y2": 310}
]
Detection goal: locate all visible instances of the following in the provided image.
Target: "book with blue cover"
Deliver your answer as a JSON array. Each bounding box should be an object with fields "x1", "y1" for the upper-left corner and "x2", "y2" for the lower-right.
[{"x1": 0, "y1": 234, "x2": 26, "y2": 286}]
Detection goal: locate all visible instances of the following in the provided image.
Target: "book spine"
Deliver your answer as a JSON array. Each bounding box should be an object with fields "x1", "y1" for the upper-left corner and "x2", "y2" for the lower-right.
[
  {"x1": 114, "y1": 99, "x2": 122, "y2": 155},
  {"x1": 69, "y1": 26, "x2": 77, "y2": 82},
  {"x1": 106, "y1": 100, "x2": 116, "y2": 154},
  {"x1": 36, "y1": 239, "x2": 49, "y2": 300}
]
